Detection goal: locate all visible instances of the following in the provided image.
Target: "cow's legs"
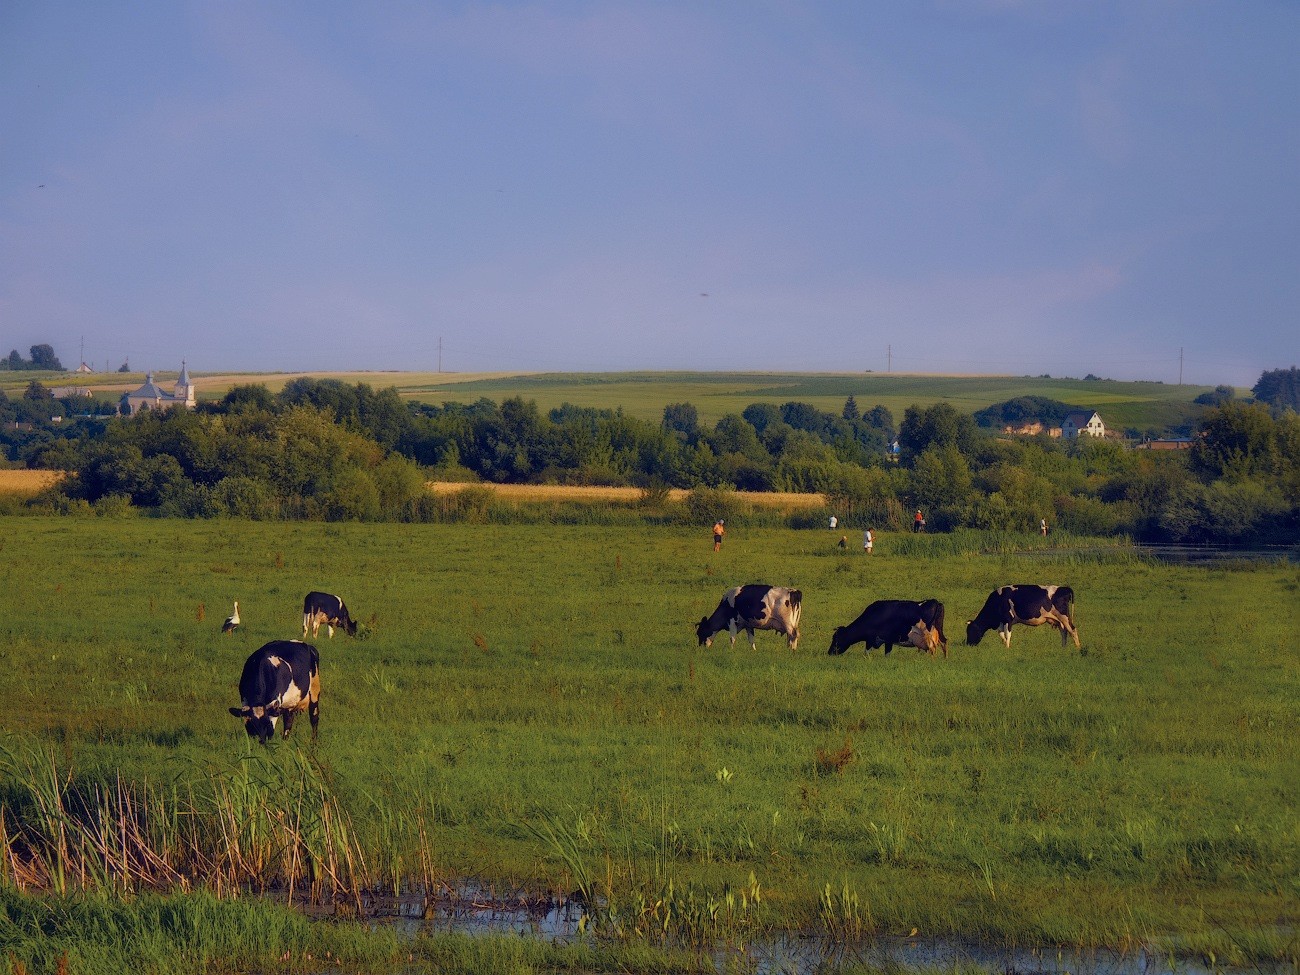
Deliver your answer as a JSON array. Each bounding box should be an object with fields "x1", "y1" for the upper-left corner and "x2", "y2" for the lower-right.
[
  {"x1": 327, "y1": 623, "x2": 334, "y2": 638},
  {"x1": 309, "y1": 699, "x2": 320, "y2": 739},
  {"x1": 999, "y1": 625, "x2": 1013, "y2": 648},
  {"x1": 282, "y1": 711, "x2": 296, "y2": 737},
  {"x1": 746, "y1": 628, "x2": 757, "y2": 650},
  {"x1": 1060, "y1": 616, "x2": 1080, "y2": 649}
]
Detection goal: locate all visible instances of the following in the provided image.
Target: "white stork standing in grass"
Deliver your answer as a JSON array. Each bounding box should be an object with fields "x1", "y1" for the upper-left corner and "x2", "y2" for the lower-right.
[{"x1": 222, "y1": 601, "x2": 240, "y2": 635}]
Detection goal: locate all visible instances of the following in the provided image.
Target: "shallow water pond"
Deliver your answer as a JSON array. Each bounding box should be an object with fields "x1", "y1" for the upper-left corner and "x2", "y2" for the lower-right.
[{"x1": 323, "y1": 888, "x2": 1293, "y2": 975}]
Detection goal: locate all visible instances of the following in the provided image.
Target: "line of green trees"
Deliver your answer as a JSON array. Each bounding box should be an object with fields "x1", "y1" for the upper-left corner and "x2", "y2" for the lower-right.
[
  {"x1": 3, "y1": 372, "x2": 1298, "y2": 544},
  {"x1": 2, "y1": 344, "x2": 65, "y2": 371}
]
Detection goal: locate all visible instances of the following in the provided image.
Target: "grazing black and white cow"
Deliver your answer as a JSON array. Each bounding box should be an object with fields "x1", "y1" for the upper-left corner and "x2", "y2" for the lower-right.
[
  {"x1": 827, "y1": 599, "x2": 948, "y2": 658},
  {"x1": 697, "y1": 585, "x2": 803, "y2": 651},
  {"x1": 228, "y1": 640, "x2": 320, "y2": 744},
  {"x1": 966, "y1": 584, "x2": 1079, "y2": 649},
  {"x1": 302, "y1": 591, "x2": 357, "y2": 638}
]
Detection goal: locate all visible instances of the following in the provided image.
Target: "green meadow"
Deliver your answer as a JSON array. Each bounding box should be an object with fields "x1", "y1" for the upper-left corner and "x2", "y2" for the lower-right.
[{"x1": 1, "y1": 515, "x2": 1297, "y2": 972}]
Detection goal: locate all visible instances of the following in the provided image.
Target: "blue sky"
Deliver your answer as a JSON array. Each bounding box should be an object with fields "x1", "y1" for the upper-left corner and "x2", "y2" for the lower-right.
[{"x1": 2, "y1": 2, "x2": 1296, "y2": 385}]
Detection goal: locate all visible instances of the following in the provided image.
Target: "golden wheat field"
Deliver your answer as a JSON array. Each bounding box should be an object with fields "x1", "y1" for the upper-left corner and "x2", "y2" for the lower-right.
[
  {"x1": 0, "y1": 470, "x2": 61, "y2": 494},
  {"x1": 426, "y1": 480, "x2": 825, "y2": 508},
  {"x1": 0, "y1": 471, "x2": 824, "y2": 508}
]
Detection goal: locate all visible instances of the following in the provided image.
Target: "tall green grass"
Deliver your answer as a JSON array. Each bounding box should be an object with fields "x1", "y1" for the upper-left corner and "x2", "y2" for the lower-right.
[
  {"x1": 0, "y1": 887, "x2": 711, "y2": 975},
  {"x1": 0, "y1": 741, "x2": 367, "y2": 905},
  {"x1": 0, "y1": 516, "x2": 1296, "y2": 964}
]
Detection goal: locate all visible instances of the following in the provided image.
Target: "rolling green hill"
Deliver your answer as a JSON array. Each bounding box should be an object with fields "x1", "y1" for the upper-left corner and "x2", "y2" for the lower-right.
[
  {"x1": 6, "y1": 369, "x2": 1232, "y2": 435},
  {"x1": 399, "y1": 371, "x2": 1224, "y2": 433}
]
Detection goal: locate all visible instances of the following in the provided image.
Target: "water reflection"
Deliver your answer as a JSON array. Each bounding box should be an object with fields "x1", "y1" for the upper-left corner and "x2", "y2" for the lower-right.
[
  {"x1": 751, "y1": 935, "x2": 1285, "y2": 975},
  {"x1": 339, "y1": 889, "x2": 1288, "y2": 975}
]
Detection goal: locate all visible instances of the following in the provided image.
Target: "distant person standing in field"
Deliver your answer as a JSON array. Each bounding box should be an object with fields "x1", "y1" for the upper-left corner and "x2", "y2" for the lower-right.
[
  {"x1": 829, "y1": 514, "x2": 838, "y2": 530},
  {"x1": 1041, "y1": 518, "x2": 1049, "y2": 536},
  {"x1": 864, "y1": 528, "x2": 874, "y2": 554},
  {"x1": 913, "y1": 509, "x2": 925, "y2": 533},
  {"x1": 713, "y1": 519, "x2": 725, "y2": 552}
]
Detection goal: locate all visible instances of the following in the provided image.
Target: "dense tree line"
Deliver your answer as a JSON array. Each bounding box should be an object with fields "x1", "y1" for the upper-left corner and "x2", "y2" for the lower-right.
[
  {"x1": 3, "y1": 345, "x2": 65, "y2": 371},
  {"x1": 1253, "y1": 367, "x2": 1300, "y2": 412},
  {"x1": 973, "y1": 396, "x2": 1080, "y2": 429},
  {"x1": 3, "y1": 374, "x2": 1297, "y2": 544}
]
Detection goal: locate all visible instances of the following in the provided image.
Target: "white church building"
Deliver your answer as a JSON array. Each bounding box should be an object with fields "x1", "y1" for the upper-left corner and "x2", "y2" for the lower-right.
[{"x1": 120, "y1": 364, "x2": 197, "y2": 416}]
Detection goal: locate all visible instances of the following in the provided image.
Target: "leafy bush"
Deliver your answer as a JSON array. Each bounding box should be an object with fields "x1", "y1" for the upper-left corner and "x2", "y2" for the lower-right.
[
  {"x1": 685, "y1": 485, "x2": 741, "y2": 525},
  {"x1": 92, "y1": 493, "x2": 136, "y2": 518}
]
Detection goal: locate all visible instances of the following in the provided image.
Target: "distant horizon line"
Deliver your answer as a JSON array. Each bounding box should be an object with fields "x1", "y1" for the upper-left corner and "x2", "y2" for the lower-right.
[
  {"x1": 3, "y1": 366, "x2": 1244, "y2": 398},
  {"x1": 7, "y1": 366, "x2": 1226, "y2": 385}
]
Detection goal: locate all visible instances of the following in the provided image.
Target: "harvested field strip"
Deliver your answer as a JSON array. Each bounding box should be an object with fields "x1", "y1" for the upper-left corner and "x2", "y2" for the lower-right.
[{"x1": 425, "y1": 480, "x2": 826, "y2": 508}]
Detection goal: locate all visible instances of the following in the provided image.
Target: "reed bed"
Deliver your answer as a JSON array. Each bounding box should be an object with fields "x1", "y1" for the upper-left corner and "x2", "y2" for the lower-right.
[{"x1": 0, "y1": 742, "x2": 369, "y2": 907}]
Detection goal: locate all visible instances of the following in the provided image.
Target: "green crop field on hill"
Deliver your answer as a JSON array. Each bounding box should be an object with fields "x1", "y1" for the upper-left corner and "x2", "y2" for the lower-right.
[
  {"x1": 394, "y1": 371, "x2": 1220, "y2": 430},
  {"x1": 9, "y1": 369, "x2": 1225, "y2": 433},
  {"x1": 1, "y1": 515, "x2": 1295, "y2": 972}
]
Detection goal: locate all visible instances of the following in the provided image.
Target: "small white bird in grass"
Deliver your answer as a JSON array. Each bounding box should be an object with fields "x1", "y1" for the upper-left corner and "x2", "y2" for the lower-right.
[{"x1": 222, "y1": 601, "x2": 240, "y2": 634}]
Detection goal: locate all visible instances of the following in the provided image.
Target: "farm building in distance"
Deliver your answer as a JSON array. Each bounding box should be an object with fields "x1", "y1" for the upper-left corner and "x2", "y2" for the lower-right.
[
  {"x1": 1061, "y1": 410, "x2": 1106, "y2": 438},
  {"x1": 120, "y1": 364, "x2": 196, "y2": 416}
]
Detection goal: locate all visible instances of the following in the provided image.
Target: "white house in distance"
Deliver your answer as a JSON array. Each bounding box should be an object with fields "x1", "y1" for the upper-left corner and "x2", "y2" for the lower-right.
[
  {"x1": 120, "y1": 364, "x2": 196, "y2": 416},
  {"x1": 1061, "y1": 410, "x2": 1105, "y2": 439}
]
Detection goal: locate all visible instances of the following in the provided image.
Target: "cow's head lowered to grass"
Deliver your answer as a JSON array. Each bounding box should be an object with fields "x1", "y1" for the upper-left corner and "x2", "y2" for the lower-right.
[
  {"x1": 229, "y1": 640, "x2": 321, "y2": 745},
  {"x1": 826, "y1": 598, "x2": 947, "y2": 658},
  {"x1": 230, "y1": 702, "x2": 286, "y2": 745},
  {"x1": 302, "y1": 591, "x2": 357, "y2": 639},
  {"x1": 696, "y1": 584, "x2": 802, "y2": 651}
]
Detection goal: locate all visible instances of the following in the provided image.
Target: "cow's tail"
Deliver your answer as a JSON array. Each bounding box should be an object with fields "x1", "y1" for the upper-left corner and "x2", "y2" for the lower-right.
[
  {"x1": 933, "y1": 601, "x2": 948, "y2": 651},
  {"x1": 1059, "y1": 586, "x2": 1076, "y2": 623}
]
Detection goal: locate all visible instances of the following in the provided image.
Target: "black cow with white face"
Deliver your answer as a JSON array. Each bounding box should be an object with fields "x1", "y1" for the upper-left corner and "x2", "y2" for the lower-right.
[
  {"x1": 302, "y1": 591, "x2": 357, "y2": 638},
  {"x1": 966, "y1": 584, "x2": 1079, "y2": 649},
  {"x1": 828, "y1": 598, "x2": 948, "y2": 658},
  {"x1": 229, "y1": 640, "x2": 321, "y2": 744}
]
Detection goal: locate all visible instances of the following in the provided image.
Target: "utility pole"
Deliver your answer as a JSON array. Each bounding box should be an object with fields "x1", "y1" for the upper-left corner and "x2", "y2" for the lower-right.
[
  {"x1": 1178, "y1": 347, "x2": 1184, "y2": 386},
  {"x1": 887, "y1": 344, "x2": 892, "y2": 373},
  {"x1": 438, "y1": 337, "x2": 443, "y2": 373}
]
